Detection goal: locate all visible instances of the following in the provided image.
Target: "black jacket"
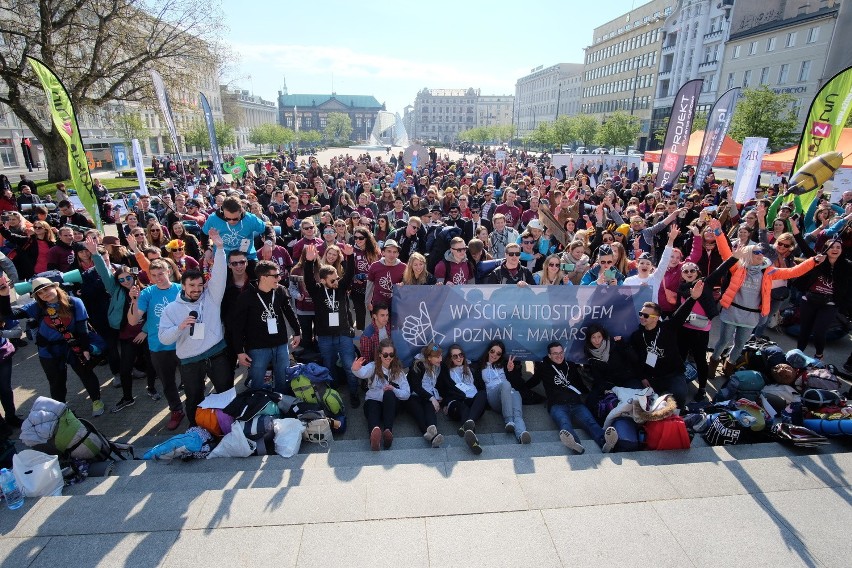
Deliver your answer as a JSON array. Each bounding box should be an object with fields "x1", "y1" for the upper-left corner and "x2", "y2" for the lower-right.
[
  {"x1": 436, "y1": 363, "x2": 485, "y2": 405},
  {"x1": 304, "y1": 254, "x2": 355, "y2": 336},
  {"x1": 229, "y1": 282, "x2": 301, "y2": 353},
  {"x1": 486, "y1": 263, "x2": 535, "y2": 285},
  {"x1": 585, "y1": 337, "x2": 641, "y2": 391},
  {"x1": 531, "y1": 357, "x2": 585, "y2": 409},
  {"x1": 629, "y1": 297, "x2": 697, "y2": 379},
  {"x1": 793, "y1": 233, "x2": 852, "y2": 312}
]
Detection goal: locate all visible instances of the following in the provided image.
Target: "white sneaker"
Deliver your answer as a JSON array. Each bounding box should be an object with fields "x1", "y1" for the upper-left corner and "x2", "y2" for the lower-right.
[
  {"x1": 602, "y1": 426, "x2": 619, "y2": 453},
  {"x1": 431, "y1": 433, "x2": 444, "y2": 448},
  {"x1": 559, "y1": 430, "x2": 585, "y2": 454},
  {"x1": 424, "y1": 424, "x2": 438, "y2": 443}
]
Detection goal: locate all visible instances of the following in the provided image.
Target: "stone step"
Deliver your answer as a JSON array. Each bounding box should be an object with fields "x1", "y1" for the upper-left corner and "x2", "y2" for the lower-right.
[{"x1": 6, "y1": 448, "x2": 850, "y2": 540}]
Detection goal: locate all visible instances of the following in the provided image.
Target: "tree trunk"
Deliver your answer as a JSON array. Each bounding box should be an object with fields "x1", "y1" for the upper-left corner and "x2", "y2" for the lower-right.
[{"x1": 42, "y1": 127, "x2": 73, "y2": 183}]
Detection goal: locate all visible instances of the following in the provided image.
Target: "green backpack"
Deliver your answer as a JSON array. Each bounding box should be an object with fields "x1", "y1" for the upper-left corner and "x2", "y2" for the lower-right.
[{"x1": 290, "y1": 375, "x2": 318, "y2": 404}]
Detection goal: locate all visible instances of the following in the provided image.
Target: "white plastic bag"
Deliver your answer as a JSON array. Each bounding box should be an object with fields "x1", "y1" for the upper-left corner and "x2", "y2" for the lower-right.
[
  {"x1": 273, "y1": 418, "x2": 305, "y2": 457},
  {"x1": 206, "y1": 421, "x2": 256, "y2": 459},
  {"x1": 13, "y1": 450, "x2": 63, "y2": 497}
]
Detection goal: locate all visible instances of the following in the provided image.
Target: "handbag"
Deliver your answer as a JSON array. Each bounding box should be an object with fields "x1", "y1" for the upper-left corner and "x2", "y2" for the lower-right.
[
  {"x1": 302, "y1": 418, "x2": 332, "y2": 446},
  {"x1": 770, "y1": 286, "x2": 790, "y2": 301},
  {"x1": 12, "y1": 449, "x2": 63, "y2": 497}
]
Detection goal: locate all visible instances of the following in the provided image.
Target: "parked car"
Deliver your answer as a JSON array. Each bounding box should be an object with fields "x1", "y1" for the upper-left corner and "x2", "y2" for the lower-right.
[
  {"x1": 591, "y1": 147, "x2": 608, "y2": 154},
  {"x1": 575, "y1": 146, "x2": 587, "y2": 154}
]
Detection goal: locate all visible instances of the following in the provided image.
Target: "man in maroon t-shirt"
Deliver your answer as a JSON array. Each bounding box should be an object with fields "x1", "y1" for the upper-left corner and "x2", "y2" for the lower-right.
[
  {"x1": 435, "y1": 237, "x2": 475, "y2": 285},
  {"x1": 366, "y1": 239, "x2": 407, "y2": 311},
  {"x1": 495, "y1": 189, "x2": 521, "y2": 228}
]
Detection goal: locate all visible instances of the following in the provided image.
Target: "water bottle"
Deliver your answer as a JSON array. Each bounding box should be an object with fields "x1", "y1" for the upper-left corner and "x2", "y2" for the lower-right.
[{"x1": 0, "y1": 468, "x2": 24, "y2": 510}]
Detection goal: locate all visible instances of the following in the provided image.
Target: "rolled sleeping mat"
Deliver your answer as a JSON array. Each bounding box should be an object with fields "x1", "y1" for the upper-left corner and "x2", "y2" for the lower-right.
[{"x1": 802, "y1": 418, "x2": 852, "y2": 436}]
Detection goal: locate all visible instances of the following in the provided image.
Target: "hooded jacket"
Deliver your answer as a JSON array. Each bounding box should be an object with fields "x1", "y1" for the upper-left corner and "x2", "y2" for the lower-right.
[{"x1": 158, "y1": 245, "x2": 227, "y2": 361}]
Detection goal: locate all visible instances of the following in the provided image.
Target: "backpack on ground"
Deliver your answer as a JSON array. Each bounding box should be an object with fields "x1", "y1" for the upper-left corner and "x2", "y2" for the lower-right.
[
  {"x1": 797, "y1": 367, "x2": 842, "y2": 392},
  {"x1": 643, "y1": 416, "x2": 690, "y2": 450}
]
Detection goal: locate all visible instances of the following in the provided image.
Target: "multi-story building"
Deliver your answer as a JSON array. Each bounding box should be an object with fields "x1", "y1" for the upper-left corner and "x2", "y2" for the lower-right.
[
  {"x1": 0, "y1": 73, "x2": 223, "y2": 172},
  {"x1": 514, "y1": 63, "x2": 583, "y2": 137},
  {"x1": 221, "y1": 86, "x2": 278, "y2": 150},
  {"x1": 650, "y1": 0, "x2": 735, "y2": 149},
  {"x1": 719, "y1": 0, "x2": 839, "y2": 138},
  {"x1": 277, "y1": 88, "x2": 384, "y2": 143},
  {"x1": 581, "y1": 0, "x2": 674, "y2": 150},
  {"x1": 475, "y1": 95, "x2": 515, "y2": 130},
  {"x1": 411, "y1": 88, "x2": 479, "y2": 143}
]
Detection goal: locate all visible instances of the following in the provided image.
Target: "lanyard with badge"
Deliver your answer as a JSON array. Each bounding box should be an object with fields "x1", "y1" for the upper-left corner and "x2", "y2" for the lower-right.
[
  {"x1": 324, "y1": 287, "x2": 340, "y2": 327},
  {"x1": 643, "y1": 328, "x2": 661, "y2": 367},
  {"x1": 225, "y1": 217, "x2": 251, "y2": 253},
  {"x1": 258, "y1": 289, "x2": 279, "y2": 334}
]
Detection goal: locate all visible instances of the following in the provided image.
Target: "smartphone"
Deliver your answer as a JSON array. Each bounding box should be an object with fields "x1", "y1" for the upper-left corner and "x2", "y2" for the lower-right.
[
  {"x1": 604, "y1": 268, "x2": 616, "y2": 280},
  {"x1": 561, "y1": 262, "x2": 575, "y2": 272}
]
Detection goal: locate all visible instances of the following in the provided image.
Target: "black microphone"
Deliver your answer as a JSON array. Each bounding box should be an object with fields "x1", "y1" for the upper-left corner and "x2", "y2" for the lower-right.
[{"x1": 189, "y1": 310, "x2": 198, "y2": 336}]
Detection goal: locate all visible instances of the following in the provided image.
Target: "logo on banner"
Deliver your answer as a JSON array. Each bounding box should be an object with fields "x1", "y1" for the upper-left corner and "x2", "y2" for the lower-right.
[
  {"x1": 811, "y1": 121, "x2": 831, "y2": 138},
  {"x1": 663, "y1": 154, "x2": 679, "y2": 172},
  {"x1": 401, "y1": 301, "x2": 445, "y2": 347}
]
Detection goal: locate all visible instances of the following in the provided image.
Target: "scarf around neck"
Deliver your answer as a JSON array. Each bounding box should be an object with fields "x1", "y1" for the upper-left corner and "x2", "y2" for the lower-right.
[{"x1": 588, "y1": 338, "x2": 611, "y2": 363}]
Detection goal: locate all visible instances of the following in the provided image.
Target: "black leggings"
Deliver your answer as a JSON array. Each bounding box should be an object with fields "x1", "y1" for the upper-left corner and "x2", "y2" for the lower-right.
[
  {"x1": 350, "y1": 290, "x2": 367, "y2": 330},
  {"x1": 39, "y1": 352, "x2": 101, "y2": 403},
  {"x1": 678, "y1": 327, "x2": 710, "y2": 388},
  {"x1": 363, "y1": 390, "x2": 398, "y2": 431},
  {"x1": 403, "y1": 395, "x2": 438, "y2": 434},
  {"x1": 446, "y1": 391, "x2": 487, "y2": 424},
  {"x1": 119, "y1": 337, "x2": 155, "y2": 401},
  {"x1": 796, "y1": 298, "x2": 838, "y2": 356}
]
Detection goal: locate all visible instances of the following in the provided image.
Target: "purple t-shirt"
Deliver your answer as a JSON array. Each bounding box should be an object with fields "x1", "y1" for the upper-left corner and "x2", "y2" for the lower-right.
[{"x1": 367, "y1": 260, "x2": 407, "y2": 306}]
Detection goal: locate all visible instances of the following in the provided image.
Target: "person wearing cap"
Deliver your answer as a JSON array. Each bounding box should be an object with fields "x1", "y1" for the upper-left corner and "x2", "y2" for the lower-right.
[
  {"x1": 580, "y1": 244, "x2": 626, "y2": 285},
  {"x1": 444, "y1": 204, "x2": 473, "y2": 242},
  {"x1": 480, "y1": 187, "x2": 497, "y2": 221},
  {"x1": 366, "y1": 239, "x2": 407, "y2": 312},
  {"x1": 0, "y1": 274, "x2": 105, "y2": 416}
]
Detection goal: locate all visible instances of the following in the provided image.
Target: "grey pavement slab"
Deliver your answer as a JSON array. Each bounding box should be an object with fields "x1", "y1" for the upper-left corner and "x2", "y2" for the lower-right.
[
  {"x1": 191, "y1": 484, "x2": 367, "y2": 529},
  {"x1": 0, "y1": 537, "x2": 49, "y2": 568},
  {"x1": 298, "y1": 518, "x2": 428, "y2": 568},
  {"x1": 425, "y1": 510, "x2": 562, "y2": 568},
  {"x1": 756, "y1": 487, "x2": 852, "y2": 568},
  {"x1": 29, "y1": 531, "x2": 179, "y2": 568},
  {"x1": 364, "y1": 473, "x2": 529, "y2": 520},
  {"x1": 164, "y1": 525, "x2": 303, "y2": 568},
  {"x1": 542, "y1": 502, "x2": 691, "y2": 568},
  {"x1": 519, "y1": 464, "x2": 681, "y2": 509},
  {"x1": 12, "y1": 492, "x2": 209, "y2": 537},
  {"x1": 653, "y1": 493, "x2": 825, "y2": 568}
]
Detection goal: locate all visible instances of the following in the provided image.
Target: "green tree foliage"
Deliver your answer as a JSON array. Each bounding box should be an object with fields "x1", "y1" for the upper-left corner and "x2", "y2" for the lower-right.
[
  {"x1": 0, "y1": 0, "x2": 224, "y2": 181},
  {"x1": 183, "y1": 119, "x2": 235, "y2": 152},
  {"x1": 324, "y1": 112, "x2": 353, "y2": 142},
  {"x1": 249, "y1": 124, "x2": 296, "y2": 151},
  {"x1": 596, "y1": 111, "x2": 641, "y2": 149},
  {"x1": 568, "y1": 115, "x2": 600, "y2": 147},
  {"x1": 297, "y1": 130, "x2": 322, "y2": 146},
  {"x1": 729, "y1": 86, "x2": 799, "y2": 150},
  {"x1": 458, "y1": 125, "x2": 514, "y2": 144},
  {"x1": 113, "y1": 112, "x2": 148, "y2": 150}
]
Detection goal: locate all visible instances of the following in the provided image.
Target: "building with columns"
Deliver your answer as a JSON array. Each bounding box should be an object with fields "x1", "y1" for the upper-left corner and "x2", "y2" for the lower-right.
[
  {"x1": 277, "y1": 87, "x2": 384, "y2": 143},
  {"x1": 221, "y1": 86, "x2": 278, "y2": 150}
]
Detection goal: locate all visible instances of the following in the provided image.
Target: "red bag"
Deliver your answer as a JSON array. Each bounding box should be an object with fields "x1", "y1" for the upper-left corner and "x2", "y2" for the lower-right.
[{"x1": 643, "y1": 416, "x2": 691, "y2": 450}]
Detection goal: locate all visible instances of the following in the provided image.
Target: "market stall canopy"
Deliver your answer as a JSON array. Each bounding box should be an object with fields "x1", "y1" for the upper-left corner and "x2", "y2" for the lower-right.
[
  {"x1": 643, "y1": 130, "x2": 744, "y2": 167},
  {"x1": 760, "y1": 128, "x2": 852, "y2": 174}
]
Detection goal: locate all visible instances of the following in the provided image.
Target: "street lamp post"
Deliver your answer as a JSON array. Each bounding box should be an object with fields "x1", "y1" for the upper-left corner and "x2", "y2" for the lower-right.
[{"x1": 630, "y1": 57, "x2": 641, "y2": 115}]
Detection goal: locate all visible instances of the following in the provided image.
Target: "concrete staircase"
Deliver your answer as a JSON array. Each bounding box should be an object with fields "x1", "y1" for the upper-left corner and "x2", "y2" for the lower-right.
[{"x1": 2, "y1": 402, "x2": 851, "y2": 567}]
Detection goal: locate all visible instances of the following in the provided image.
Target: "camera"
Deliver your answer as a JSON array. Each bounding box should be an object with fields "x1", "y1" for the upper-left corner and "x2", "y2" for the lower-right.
[{"x1": 128, "y1": 267, "x2": 140, "y2": 275}]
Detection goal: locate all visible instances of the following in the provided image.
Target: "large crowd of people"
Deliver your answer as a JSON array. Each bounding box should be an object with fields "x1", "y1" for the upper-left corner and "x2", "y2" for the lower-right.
[{"x1": 0, "y1": 148, "x2": 850, "y2": 453}]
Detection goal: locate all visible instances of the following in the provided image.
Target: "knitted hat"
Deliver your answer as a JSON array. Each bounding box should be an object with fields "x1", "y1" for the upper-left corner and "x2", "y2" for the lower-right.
[{"x1": 615, "y1": 224, "x2": 630, "y2": 237}]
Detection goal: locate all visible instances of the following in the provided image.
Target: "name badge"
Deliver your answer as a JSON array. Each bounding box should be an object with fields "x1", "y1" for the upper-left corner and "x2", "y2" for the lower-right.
[
  {"x1": 239, "y1": 238, "x2": 251, "y2": 252},
  {"x1": 267, "y1": 317, "x2": 278, "y2": 334},
  {"x1": 645, "y1": 351, "x2": 657, "y2": 368},
  {"x1": 191, "y1": 322, "x2": 206, "y2": 340},
  {"x1": 328, "y1": 312, "x2": 340, "y2": 327}
]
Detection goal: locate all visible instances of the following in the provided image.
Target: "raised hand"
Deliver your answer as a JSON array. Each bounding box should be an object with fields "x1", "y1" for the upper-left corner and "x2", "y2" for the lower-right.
[
  {"x1": 209, "y1": 228, "x2": 223, "y2": 248},
  {"x1": 506, "y1": 355, "x2": 516, "y2": 372},
  {"x1": 690, "y1": 279, "x2": 705, "y2": 299},
  {"x1": 305, "y1": 244, "x2": 318, "y2": 261}
]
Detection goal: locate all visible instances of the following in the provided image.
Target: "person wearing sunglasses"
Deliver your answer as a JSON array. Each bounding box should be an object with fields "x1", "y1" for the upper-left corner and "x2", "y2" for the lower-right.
[
  {"x1": 624, "y1": 225, "x2": 680, "y2": 300},
  {"x1": 533, "y1": 340, "x2": 618, "y2": 454},
  {"x1": 580, "y1": 245, "x2": 625, "y2": 286},
  {"x1": 202, "y1": 196, "x2": 266, "y2": 267},
  {"x1": 230, "y1": 260, "x2": 301, "y2": 392},
  {"x1": 474, "y1": 340, "x2": 531, "y2": 444},
  {"x1": 485, "y1": 243, "x2": 535, "y2": 286},
  {"x1": 752, "y1": 201, "x2": 797, "y2": 338},
  {"x1": 303, "y1": 243, "x2": 362, "y2": 408},
  {"x1": 435, "y1": 237, "x2": 476, "y2": 286},
  {"x1": 629, "y1": 281, "x2": 705, "y2": 411},
  {"x1": 708, "y1": 218, "x2": 822, "y2": 378},
  {"x1": 352, "y1": 339, "x2": 410, "y2": 451},
  {"x1": 438, "y1": 344, "x2": 487, "y2": 455}
]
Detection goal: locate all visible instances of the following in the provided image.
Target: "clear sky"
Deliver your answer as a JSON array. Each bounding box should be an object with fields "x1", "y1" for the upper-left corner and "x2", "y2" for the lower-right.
[{"x1": 221, "y1": 0, "x2": 642, "y2": 114}]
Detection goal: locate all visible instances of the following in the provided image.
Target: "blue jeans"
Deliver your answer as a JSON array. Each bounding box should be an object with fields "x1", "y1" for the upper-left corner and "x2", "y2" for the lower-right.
[
  {"x1": 486, "y1": 381, "x2": 526, "y2": 438},
  {"x1": 317, "y1": 334, "x2": 358, "y2": 395},
  {"x1": 549, "y1": 403, "x2": 605, "y2": 448},
  {"x1": 246, "y1": 343, "x2": 291, "y2": 392},
  {"x1": 712, "y1": 320, "x2": 752, "y2": 363}
]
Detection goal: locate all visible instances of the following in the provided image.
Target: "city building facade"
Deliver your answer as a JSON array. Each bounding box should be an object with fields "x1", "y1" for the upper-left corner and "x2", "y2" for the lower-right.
[
  {"x1": 411, "y1": 88, "x2": 479, "y2": 143},
  {"x1": 475, "y1": 95, "x2": 515, "y2": 129},
  {"x1": 718, "y1": 0, "x2": 839, "y2": 138},
  {"x1": 650, "y1": 0, "x2": 735, "y2": 149},
  {"x1": 277, "y1": 89, "x2": 384, "y2": 143},
  {"x1": 581, "y1": 0, "x2": 674, "y2": 151},
  {"x1": 222, "y1": 86, "x2": 278, "y2": 150},
  {"x1": 514, "y1": 63, "x2": 583, "y2": 137}
]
